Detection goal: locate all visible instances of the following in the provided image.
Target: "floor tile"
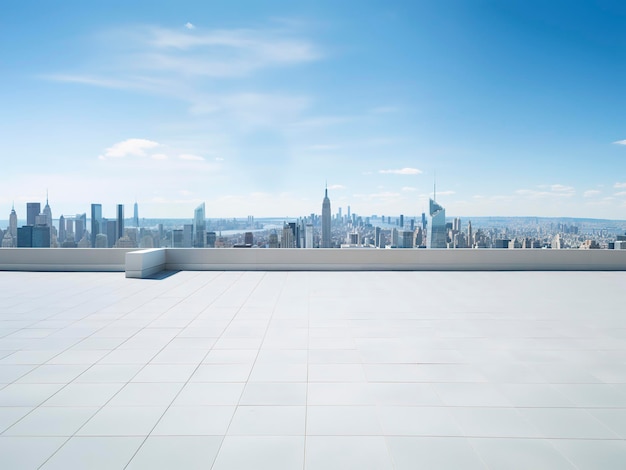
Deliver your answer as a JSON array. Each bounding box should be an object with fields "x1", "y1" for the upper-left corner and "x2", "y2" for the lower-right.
[
  {"x1": 228, "y1": 406, "x2": 305, "y2": 435},
  {"x1": 305, "y1": 436, "x2": 393, "y2": 470},
  {"x1": 126, "y1": 436, "x2": 222, "y2": 469},
  {"x1": 212, "y1": 436, "x2": 304, "y2": 470},
  {"x1": 0, "y1": 436, "x2": 66, "y2": 470},
  {"x1": 4, "y1": 406, "x2": 97, "y2": 436},
  {"x1": 39, "y1": 436, "x2": 143, "y2": 470},
  {"x1": 152, "y1": 406, "x2": 235, "y2": 435}
]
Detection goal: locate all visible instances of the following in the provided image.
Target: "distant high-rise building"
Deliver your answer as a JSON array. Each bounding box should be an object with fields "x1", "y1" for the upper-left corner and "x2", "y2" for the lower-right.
[
  {"x1": 468, "y1": 220, "x2": 473, "y2": 248},
  {"x1": 9, "y1": 204, "x2": 17, "y2": 245},
  {"x1": 429, "y1": 198, "x2": 447, "y2": 248},
  {"x1": 193, "y1": 203, "x2": 206, "y2": 248},
  {"x1": 133, "y1": 201, "x2": 139, "y2": 227},
  {"x1": 117, "y1": 204, "x2": 124, "y2": 242},
  {"x1": 183, "y1": 224, "x2": 193, "y2": 248},
  {"x1": 42, "y1": 192, "x2": 52, "y2": 227},
  {"x1": 321, "y1": 186, "x2": 331, "y2": 248},
  {"x1": 75, "y1": 214, "x2": 86, "y2": 241},
  {"x1": 398, "y1": 230, "x2": 414, "y2": 248},
  {"x1": 244, "y1": 232, "x2": 253, "y2": 246},
  {"x1": 281, "y1": 224, "x2": 295, "y2": 248},
  {"x1": 268, "y1": 230, "x2": 279, "y2": 248},
  {"x1": 106, "y1": 220, "x2": 117, "y2": 248},
  {"x1": 17, "y1": 225, "x2": 50, "y2": 248},
  {"x1": 27, "y1": 202, "x2": 40, "y2": 226},
  {"x1": 17, "y1": 226, "x2": 32, "y2": 247},
  {"x1": 207, "y1": 231, "x2": 216, "y2": 248},
  {"x1": 305, "y1": 223, "x2": 313, "y2": 248},
  {"x1": 58, "y1": 215, "x2": 66, "y2": 243},
  {"x1": 90, "y1": 204, "x2": 102, "y2": 248},
  {"x1": 95, "y1": 233, "x2": 108, "y2": 248}
]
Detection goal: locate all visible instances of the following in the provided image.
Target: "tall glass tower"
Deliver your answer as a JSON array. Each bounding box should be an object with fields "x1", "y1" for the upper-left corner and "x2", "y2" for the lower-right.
[
  {"x1": 90, "y1": 203, "x2": 102, "y2": 248},
  {"x1": 321, "y1": 186, "x2": 331, "y2": 248},
  {"x1": 116, "y1": 204, "x2": 124, "y2": 242},
  {"x1": 193, "y1": 203, "x2": 206, "y2": 248},
  {"x1": 429, "y1": 198, "x2": 447, "y2": 248}
]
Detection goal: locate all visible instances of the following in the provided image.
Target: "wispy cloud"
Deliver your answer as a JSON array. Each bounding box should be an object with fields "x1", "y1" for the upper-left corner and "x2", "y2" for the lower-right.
[
  {"x1": 402, "y1": 186, "x2": 417, "y2": 192},
  {"x1": 328, "y1": 184, "x2": 345, "y2": 190},
  {"x1": 614, "y1": 182, "x2": 626, "y2": 189},
  {"x1": 98, "y1": 138, "x2": 160, "y2": 160},
  {"x1": 550, "y1": 184, "x2": 574, "y2": 192},
  {"x1": 613, "y1": 140, "x2": 626, "y2": 145},
  {"x1": 583, "y1": 189, "x2": 601, "y2": 198},
  {"x1": 379, "y1": 167, "x2": 422, "y2": 175},
  {"x1": 48, "y1": 23, "x2": 321, "y2": 89},
  {"x1": 178, "y1": 154, "x2": 204, "y2": 161},
  {"x1": 516, "y1": 185, "x2": 575, "y2": 199}
]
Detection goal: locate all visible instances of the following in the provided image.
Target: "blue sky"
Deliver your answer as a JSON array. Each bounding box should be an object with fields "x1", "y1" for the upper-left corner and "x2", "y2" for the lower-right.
[{"x1": 1, "y1": 0, "x2": 625, "y2": 220}]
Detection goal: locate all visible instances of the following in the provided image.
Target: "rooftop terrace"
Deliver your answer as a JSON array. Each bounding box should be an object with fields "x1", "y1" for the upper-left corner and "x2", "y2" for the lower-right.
[{"x1": 1, "y1": 269, "x2": 625, "y2": 469}]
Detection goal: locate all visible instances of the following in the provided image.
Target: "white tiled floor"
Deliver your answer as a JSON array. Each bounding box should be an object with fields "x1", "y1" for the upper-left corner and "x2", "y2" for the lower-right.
[{"x1": 1, "y1": 270, "x2": 626, "y2": 468}]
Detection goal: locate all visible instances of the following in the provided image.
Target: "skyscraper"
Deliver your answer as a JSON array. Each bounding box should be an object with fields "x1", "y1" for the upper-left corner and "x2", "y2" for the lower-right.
[
  {"x1": 58, "y1": 215, "x2": 66, "y2": 243},
  {"x1": 321, "y1": 186, "x2": 331, "y2": 248},
  {"x1": 193, "y1": 203, "x2": 206, "y2": 248},
  {"x1": 27, "y1": 202, "x2": 40, "y2": 226},
  {"x1": 116, "y1": 204, "x2": 124, "y2": 243},
  {"x1": 133, "y1": 201, "x2": 139, "y2": 227},
  {"x1": 429, "y1": 198, "x2": 447, "y2": 248},
  {"x1": 9, "y1": 204, "x2": 17, "y2": 245},
  {"x1": 42, "y1": 192, "x2": 52, "y2": 227},
  {"x1": 90, "y1": 204, "x2": 102, "y2": 248}
]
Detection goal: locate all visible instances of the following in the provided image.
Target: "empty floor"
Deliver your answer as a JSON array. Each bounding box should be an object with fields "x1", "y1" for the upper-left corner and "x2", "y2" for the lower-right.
[{"x1": 1, "y1": 270, "x2": 625, "y2": 469}]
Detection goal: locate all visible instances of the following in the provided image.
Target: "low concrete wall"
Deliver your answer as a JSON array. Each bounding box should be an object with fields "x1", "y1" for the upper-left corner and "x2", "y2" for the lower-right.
[
  {"x1": 164, "y1": 248, "x2": 626, "y2": 272},
  {"x1": 125, "y1": 249, "x2": 167, "y2": 278},
  {"x1": 0, "y1": 248, "x2": 134, "y2": 272},
  {"x1": 2, "y1": 248, "x2": 625, "y2": 277}
]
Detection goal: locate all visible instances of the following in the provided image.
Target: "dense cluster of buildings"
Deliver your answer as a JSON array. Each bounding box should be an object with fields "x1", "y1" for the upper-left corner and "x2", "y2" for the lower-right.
[{"x1": 1, "y1": 188, "x2": 625, "y2": 250}]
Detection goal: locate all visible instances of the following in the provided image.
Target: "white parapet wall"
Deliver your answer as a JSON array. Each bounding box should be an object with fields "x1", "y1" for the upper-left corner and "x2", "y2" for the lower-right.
[
  {"x1": 0, "y1": 248, "x2": 134, "y2": 272},
  {"x1": 2, "y1": 248, "x2": 626, "y2": 278},
  {"x1": 163, "y1": 248, "x2": 626, "y2": 274}
]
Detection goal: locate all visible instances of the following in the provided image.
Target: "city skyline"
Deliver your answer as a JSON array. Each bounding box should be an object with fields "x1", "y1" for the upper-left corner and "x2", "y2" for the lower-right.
[{"x1": 1, "y1": 1, "x2": 625, "y2": 219}]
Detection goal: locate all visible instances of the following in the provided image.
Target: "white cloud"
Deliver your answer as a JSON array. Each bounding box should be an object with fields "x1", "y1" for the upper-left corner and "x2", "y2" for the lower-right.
[
  {"x1": 551, "y1": 184, "x2": 574, "y2": 192},
  {"x1": 151, "y1": 153, "x2": 168, "y2": 160},
  {"x1": 613, "y1": 140, "x2": 626, "y2": 145},
  {"x1": 583, "y1": 190, "x2": 601, "y2": 198},
  {"x1": 98, "y1": 139, "x2": 160, "y2": 160},
  {"x1": 614, "y1": 191, "x2": 626, "y2": 197},
  {"x1": 614, "y1": 182, "x2": 626, "y2": 188},
  {"x1": 402, "y1": 187, "x2": 417, "y2": 192},
  {"x1": 185, "y1": 22, "x2": 195, "y2": 30},
  {"x1": 178, "y1": 154, "x2": 204, "y2": 161},
  {"x1": 379, "y1": 168, "x2": 422, "y2": 175},
  {"x1": 436, "y1": 190, "x2": 456, "y2": 196},
  {"x1": 328, "y1": 184, "x2": 345, "y2": 190}
]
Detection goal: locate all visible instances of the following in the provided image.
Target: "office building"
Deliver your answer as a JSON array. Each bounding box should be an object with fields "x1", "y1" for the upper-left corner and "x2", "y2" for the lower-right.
[
  {"x1": 193, "y1": 203, "x2": 206, "y2": 248},
  {"x1": 429, "y1": 198, "x2": 447, "y2": 248},
  {"x1": 321, "y1": 186, "x2": 331, "y2": 248},
  {"x1": 117, "y1": 204, "x2": 124, "y2": 242},
  {"x1": 306, "y1": 223, "x2": 313, "y2": 248},
  {"x1": 90, "y1": 204, "x2": 102, "y2": 248},
  {"x1": 207, "y1": 231, "x2": 216, "y2": 248},
  {"x1": 42, "y1": 194, "x2": 52, "y2": 227},
  {"x1": 26, "y1": 202, "x2": 40, "y2": 226},
  {"x1": 133, "y1": 201, "x2": 139, "y2": 227}
]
